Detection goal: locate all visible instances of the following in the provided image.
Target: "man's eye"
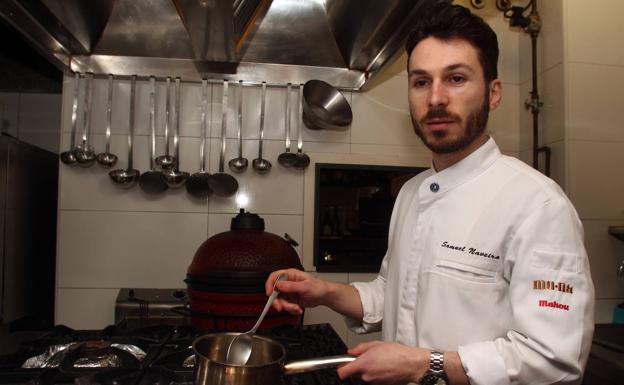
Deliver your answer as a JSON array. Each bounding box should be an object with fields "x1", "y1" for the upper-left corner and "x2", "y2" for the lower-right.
[
  {"x1": 449, "y1": 75, "x2": 466, "y2": 84},
  {"x1": 413, "y1": 79, "x2": 429, "y2": 88}
]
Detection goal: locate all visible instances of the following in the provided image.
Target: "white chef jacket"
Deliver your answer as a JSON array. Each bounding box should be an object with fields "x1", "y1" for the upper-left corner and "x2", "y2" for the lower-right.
[{"x1": 348, "y1": 138, "x2": 595, "y2": 385}]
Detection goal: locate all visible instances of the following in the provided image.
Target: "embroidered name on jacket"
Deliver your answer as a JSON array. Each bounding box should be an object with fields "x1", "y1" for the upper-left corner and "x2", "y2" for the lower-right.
[
  {"x1": 533, "y1": 280, "x2": 573, "y2": 294},
  {"x1": 440, "y1": 241, "x2": 500, "y2": 260},
  {"x1": 538, "y1": 299, "x2": 570, "y2": 311}
]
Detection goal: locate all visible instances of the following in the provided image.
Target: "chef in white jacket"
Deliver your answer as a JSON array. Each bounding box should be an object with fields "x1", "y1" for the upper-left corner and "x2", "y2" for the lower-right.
[{"x1": 266, "y1": 3, "x2": 595, "y2": 385}]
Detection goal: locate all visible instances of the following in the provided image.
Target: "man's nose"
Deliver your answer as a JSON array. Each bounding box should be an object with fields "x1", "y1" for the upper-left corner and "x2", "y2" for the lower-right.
[{"x1": 428, "y1": 82, "x2": 449, "y2": 107}]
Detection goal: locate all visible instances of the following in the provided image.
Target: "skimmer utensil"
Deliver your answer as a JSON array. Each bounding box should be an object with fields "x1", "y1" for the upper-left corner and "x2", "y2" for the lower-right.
[
  {"x1": 186, "y1": 78, "x2": 213, "y2": 199},
  {"x1": 139, "y1": 76, "x2": 168, "y2": 194}
]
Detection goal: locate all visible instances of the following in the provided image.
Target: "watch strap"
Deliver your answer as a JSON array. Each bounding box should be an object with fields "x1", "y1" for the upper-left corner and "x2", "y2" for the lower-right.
[{"x1": 429, "y1": 350, "x2": 445, "y2": 373}]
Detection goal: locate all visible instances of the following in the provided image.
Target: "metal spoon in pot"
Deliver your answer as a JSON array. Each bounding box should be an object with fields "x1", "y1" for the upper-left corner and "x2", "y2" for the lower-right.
[
  {"x1": 161, "y1": 77, "x2": 190, "y2": 188},
  {"x1": 277, "y1": 83, "x2": 297, "y2": 168},
  {"x1": 228, "y1": 80, "x2": 248, "y2": 173},
  {"x1": 252, "y1": 82, "x2": 271, "y2": 174},
  {"x1": 207, "y1": 80, "x2": 239, "y2": 197},
  {"x1": 186, "y1": 78, "x2": 213, "y2": 199},
  {"x1": 139, "y1": 76, "x2": 168, "y2": 194},
  {"x1": 75, "y1": 73, "x2": 96, "y2": 167},
  {"x1": 294, "y1": 84, "x2": 310, "y2": 169},
  {"x1": 96, "y1": 74, "x2": 118, "y2": 168},
  {"x1": 109, "y1": 75, "x2": 140, "y2": 187},
  {"x1": 155, "y1": 77, "x2": 176, "y2": 170},
  {"x1": 60, "y1": 72, "x2": 80, "y2": 165},
  {"x1": 225, "y1": 273, "x2": 288, "y2": 366}
]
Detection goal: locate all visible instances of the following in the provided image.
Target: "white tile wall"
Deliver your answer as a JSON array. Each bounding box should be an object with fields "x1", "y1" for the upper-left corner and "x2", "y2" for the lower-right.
[
  {"x1": 56, "y1": 288, "x2": 119, "y2": 329},
  {"x1": 540, "y1": 64, "x2": 565, "y2": 144},
  {"x1": 567, "y1": 63, "x2": 624, "y2": 142},
  {"x1": 568, "y1": 135, "x2": 624, "y2": 221},
  {"x1": 566, "y1": 0, "x2": 624, "y2": 66},
  {"x1": 560, "y1": 0, "x2": 624, "y2": 323}
]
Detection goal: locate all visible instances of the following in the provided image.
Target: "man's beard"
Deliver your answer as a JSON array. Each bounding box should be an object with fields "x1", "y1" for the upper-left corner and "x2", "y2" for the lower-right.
[{"x1": 411, "y1": 93, "x2": 490, "y2": 154}]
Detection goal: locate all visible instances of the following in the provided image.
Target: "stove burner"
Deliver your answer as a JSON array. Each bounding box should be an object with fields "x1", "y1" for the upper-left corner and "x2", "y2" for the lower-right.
[
  {"x1": 22, "y1": 341, "x2": 146, "y2": 370},
  {"x1": 60, "y1": 342, "x2": 142, "y2": 372}
]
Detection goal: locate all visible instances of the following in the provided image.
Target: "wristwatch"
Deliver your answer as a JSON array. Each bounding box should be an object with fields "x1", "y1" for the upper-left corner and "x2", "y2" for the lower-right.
[{"x1": 419, "y1": 350, "x2": 449, "y2": 385}]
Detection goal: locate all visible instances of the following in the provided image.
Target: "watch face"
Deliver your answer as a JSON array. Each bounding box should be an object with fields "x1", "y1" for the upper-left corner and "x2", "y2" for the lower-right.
[{"x1": 420, "y1": 373, "x2": 448, "y2": 385}]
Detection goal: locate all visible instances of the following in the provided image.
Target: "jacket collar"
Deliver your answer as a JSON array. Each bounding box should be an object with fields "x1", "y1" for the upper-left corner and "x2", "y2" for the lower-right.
[{"x1": 420, "y1": 137, "x2": 501, "y2": 198}]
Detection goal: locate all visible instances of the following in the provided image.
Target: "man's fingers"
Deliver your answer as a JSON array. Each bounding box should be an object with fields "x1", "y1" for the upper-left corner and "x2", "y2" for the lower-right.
[
  {"x1": 336, "y1": 360, "x2": 360, "y2": 380},
  {"x1": 272, "y1": 298, "x2": 302, "y2": 314},
  {"x1": 347, "y1": 341, "x2": 380, "y2": 356}
]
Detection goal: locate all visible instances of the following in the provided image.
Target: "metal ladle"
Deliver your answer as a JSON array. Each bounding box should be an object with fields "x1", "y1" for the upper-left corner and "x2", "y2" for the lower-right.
[
  {"x1": 161, "y1": 77, "x2": 190, "y2": 188},
  {"x1": 109, "y1": 75, "x2": 140, "y2": 188},
  {"x1": 155, "y1": 77, "x2": 176, "y2": 170},
  {"x1": 225, "y1": 273, "x2": 288, "y2": 366},
  {"x1": 207, "y1": 80, "x2": 239, "y2": 197},
  {"x1": 277, "y1": 83, "x2": 297, "y2": 168},
  {"x1": 60, "y1": 72, "x2": 80, "y2": 165},
  {"x1": 294, "y1": 84, "x2": 310, "y2": 169},
  {"x1": 252, "y1": 82, "x2": 271, "y2": 174},
  {"x1": 228, "y1": 80, "x2": 248, "y2": 173},
  {"x1": 75, "y1": 73, "x2": 96, "y2": 167},
  {"x1": 186, "y1": 78, "x2": 213, "y2": 199},
  {"x1": 96, "y1": 74, "x2": 118, "y2": 168},
  {"x1": 139, "y1": 76, "x2": 168, "y2": 194}
]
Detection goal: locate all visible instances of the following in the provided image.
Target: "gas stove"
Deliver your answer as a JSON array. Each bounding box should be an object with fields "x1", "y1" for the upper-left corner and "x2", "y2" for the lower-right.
[{"x1": 0, "y1": 323, "x2": 362, "y2": 385}]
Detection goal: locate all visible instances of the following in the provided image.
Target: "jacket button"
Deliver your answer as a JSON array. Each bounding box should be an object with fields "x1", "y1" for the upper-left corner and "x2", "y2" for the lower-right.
[{"x1": 430, "y1": 182, "x2": 440, "y2": 192}]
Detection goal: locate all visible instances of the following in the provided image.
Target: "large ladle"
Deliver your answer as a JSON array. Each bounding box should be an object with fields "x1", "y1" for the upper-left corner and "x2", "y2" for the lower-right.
[
  {"x1": 228, "y1": 80, "x2": 248, "y2": 173},
  {"x1": 252, "y1": 82, "x2": 271, "y2": 174},
  {"x1": 186, "y1": 78, "x2": 213, "y2": 199},
  {"x1": 139, "y1": 76, "x2": 168, "y2": 194},
  {"x1": 225, "y1": 273, "x2": 288, "y2": 366},
  {"x1": 109, "y1": 75, "x2": 140, "y2": 188},
  {"x1": 207, "y1": 80, "x2": 239, "y2": 197},
  {"x1": 75, "y1": 73, "x2": 96, "y2": 167},
  {"x1": 96, "y1": 74, "x2": 118, "y2": 168},
  {"x1": 277, "y1": 83, "x2": 297, "y2": 168},
  {"x1": 293, "y1": 84, "x2": 310, "y2": 169},
  {"x1": 162, "y1": 77, "x2": 190, "y2": 188},
  {"x1": 155, "y1": 77, "x2": 176, "y2": 170},
  {"x1": 60, "y1": 72, "x2": 80, "y2": 165}
]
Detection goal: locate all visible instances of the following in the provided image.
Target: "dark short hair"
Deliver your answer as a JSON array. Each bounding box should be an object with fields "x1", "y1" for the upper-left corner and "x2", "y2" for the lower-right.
[{"x1": 406, "y1": 2, "x2": 499, "y2": 83}]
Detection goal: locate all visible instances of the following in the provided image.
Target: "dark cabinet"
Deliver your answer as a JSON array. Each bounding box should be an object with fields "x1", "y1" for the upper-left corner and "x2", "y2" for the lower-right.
[{"x1": 0, "y1": 134, "x2": 58, "y2": 331}]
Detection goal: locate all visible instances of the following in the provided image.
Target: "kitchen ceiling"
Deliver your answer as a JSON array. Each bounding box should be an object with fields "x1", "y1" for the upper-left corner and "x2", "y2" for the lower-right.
[{"x1": 0, "y1": 0, "x2": 442, "y2": 90}]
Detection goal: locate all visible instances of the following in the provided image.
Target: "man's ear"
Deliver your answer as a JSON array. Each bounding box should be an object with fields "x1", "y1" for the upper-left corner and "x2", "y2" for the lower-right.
[{"x1": 488, "y1": 79, "x2": 502, "y2": 110}]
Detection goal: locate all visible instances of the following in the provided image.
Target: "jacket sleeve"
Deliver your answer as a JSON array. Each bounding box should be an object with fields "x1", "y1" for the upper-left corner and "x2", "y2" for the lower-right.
[
  {"x1": 345, "y1": 260, "x2": 387, "y2": 333},
  {"x1": 458, "y1": 197, "x2": 595, "y2": 385}
]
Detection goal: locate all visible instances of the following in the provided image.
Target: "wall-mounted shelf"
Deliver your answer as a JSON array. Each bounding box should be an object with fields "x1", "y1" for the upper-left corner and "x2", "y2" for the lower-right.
[{"x1": 608, "y1": 226, "x2": 624, "y2": 242}]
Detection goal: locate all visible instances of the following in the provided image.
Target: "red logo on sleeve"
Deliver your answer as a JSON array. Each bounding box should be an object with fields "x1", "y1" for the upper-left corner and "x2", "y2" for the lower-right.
[{"x1": 538, "y1": 299, "x2": 569, "y2": 311}]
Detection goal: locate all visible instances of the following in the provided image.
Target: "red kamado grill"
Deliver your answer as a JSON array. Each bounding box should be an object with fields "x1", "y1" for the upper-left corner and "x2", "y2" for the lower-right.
[{"x1": 186, "y1": 210, "x2": 304, "y2": 331}]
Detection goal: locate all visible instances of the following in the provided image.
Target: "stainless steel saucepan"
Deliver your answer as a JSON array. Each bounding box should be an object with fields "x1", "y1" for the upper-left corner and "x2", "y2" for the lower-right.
[{"x1": 193, "y1": 333, "x2": 354, "y2": 385}]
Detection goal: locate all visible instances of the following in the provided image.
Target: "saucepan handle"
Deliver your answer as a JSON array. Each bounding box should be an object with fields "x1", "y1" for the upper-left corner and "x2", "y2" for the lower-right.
[{"x1": 283, "y1": 354, "x2": 356, "y2": 375}]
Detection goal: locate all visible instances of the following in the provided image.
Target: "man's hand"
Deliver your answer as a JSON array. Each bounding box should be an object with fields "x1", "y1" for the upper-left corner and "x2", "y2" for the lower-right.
[
  {"x1": 265, "y1": 269, "x2": 364, "y2": 320},
  {"x1": 336, "y1": 341, "x2": 429, "y2": 385},
  {"x1": 265, "y1": 269, "x2": 331, "y2": 315}
]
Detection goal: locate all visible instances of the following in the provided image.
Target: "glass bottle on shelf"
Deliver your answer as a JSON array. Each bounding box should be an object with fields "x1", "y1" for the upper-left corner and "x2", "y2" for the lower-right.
[
  {"x1": 321, "y1": 205, "x2": 333, "y2": 236},
  {"x1": 331, "y1": 205, "x2": 341, "y2": 236}
]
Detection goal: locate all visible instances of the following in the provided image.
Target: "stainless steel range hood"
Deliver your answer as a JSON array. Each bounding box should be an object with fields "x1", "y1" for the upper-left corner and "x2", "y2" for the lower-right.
[{"x1": 0, "y1": 0, "x2": 439, "y2": 90}]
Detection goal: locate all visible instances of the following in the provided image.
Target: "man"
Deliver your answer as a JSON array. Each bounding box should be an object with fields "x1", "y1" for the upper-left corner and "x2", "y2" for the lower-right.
[{"x1": 266, "y1": 3, "x2": 595, "y2": 384}]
